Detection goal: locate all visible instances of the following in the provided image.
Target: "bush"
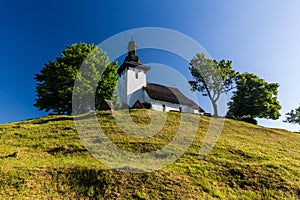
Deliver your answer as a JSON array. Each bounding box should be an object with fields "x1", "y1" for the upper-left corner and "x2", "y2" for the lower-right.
[
  {"x1": 142, "y1": 102, "x2": 152, "y2": 109},
  {"x1": 241, "y1": 117, "x2": 257, "y2": 125}
]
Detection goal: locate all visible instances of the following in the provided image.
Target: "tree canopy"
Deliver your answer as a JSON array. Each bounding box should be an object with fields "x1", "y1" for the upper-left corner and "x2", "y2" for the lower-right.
[
  {"x1": 189, "y1": 53, "x2": 237, "y2": 116},
  {"x1": 227, "y1": 73, "x2": 281, "y2": 124},
  {"x1": 34, "y1": 42, "x2": 118, "y2": 115},
  {"x1": 284, "y1": 106, "x2": 300, "y2": 125}
]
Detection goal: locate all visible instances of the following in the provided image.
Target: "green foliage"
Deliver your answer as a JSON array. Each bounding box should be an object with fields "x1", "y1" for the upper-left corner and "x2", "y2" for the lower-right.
[
  {"x1": 284, "y1": 105, "x2": 300, "y2": 125},
  {"x1": 227, "y1": 73, "x2": 281, "y2": 123},
  {"x1": 34, "y1": 42, "x2": 119, "y2": 115},
  {"x1": 94, "y1": 61, "x2": 119, "y2": 110},
  {"x1": 189, "y1": 53, "x2": 237, "y2": 116}
]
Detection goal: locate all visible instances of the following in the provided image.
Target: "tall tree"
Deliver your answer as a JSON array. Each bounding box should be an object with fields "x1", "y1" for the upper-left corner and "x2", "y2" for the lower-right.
[
  {"x1": 34, "y1": 42, "x2": 118, "y2": 115},
  {"x1": 284, "y1": 106, "x2": 300, "y2": 125},
  {"x1": 189, "y1": 53, "x2": 237, "y2": 116},
  {"x1": 227, "y1": 73, "x2": 281, "y2": 124}
]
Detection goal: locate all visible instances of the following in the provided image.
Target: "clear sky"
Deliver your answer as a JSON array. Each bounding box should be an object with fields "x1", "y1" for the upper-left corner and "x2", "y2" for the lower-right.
[{"x1": 1, "y1": 0, "x2": 300, "y2": 131}]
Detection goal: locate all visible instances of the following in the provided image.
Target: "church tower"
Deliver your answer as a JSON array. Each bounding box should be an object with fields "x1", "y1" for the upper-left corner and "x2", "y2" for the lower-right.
[{"x1": 118, "y1": 36, "x2": 151, "y2": 107}]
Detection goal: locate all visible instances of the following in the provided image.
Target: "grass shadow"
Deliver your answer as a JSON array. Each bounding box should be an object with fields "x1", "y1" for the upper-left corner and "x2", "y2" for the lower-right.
[
  {"x1": 52, "y1": 167, "x2": 111, "y2": 199},
  {"x1": 46, "y1": 145, "x2": 87, "y2": 155}
]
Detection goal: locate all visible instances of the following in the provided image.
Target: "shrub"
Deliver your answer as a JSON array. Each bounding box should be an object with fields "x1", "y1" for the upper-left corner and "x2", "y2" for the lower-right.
[{"x1": 142, "y1": 102, "x2": 152, "y2": 109}]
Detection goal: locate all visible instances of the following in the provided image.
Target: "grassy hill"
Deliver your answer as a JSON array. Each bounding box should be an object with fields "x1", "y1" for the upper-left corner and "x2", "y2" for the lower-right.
[{"x1": 0, "y1": 110, "x2": 299, "y2": 199}]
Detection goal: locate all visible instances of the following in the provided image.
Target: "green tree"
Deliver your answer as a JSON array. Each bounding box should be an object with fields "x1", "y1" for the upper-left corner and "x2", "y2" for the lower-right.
[
  {"x1": 227, "y1": 73, "x2": 281, "y2": 124},
  {"x1": 189, "y1": 53, "x2": 237, "y2": 116},
  {"x1": 34, "y1": 42, "x2": 119, "y2": 115},
  {"x1": 95, "y1": 62, "x2": 119, "y2": 110},
  {"x1": 284, "y1": 106, "x2": 300, "y2": 125}
]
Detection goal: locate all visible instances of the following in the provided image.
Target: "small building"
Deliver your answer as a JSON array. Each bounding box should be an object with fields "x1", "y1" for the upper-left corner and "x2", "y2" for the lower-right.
[
  {"x1": 118, "y1": 38, "x2": 204, "y2": 114},
  {"x1": 99, "y1": 100, "x2": 115, "y2": 111},
  {"x1": 131, "y1": 100, "x2": 145, "y2": 109}
]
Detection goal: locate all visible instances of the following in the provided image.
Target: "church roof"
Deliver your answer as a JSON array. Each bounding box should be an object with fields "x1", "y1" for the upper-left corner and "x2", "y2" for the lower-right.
[
  {"x1": 118, "y1": 61, "x2": 151, "y2": 76},
  {"x1": 131, "y1": 100, "x2": 145, "y2": 109},
  {"x1": 99, "y1": 100, "x2": 115, "y2": 111},
  {"x1": 143, "y1": 83, "x2": 204, "y2": 112},
  {"x1": 118, "y1": 60, "x2": 141, "y2": 75}
]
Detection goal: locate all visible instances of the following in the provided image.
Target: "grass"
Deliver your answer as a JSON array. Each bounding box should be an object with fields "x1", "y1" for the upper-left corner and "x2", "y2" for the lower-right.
[{"x1": 0, "y1": 109, "x2": 299, "y2": 199}]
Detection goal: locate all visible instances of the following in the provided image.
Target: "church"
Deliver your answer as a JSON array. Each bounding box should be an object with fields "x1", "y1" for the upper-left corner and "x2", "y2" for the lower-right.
[{"x1": 117, "y1": 38, "x2": 204, "y2": 114}]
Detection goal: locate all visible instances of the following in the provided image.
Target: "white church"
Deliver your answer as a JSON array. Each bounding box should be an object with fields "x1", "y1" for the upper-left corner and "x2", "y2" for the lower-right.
[{"x1": 117, "y1": 38, "x2": 204, "y2": 114}]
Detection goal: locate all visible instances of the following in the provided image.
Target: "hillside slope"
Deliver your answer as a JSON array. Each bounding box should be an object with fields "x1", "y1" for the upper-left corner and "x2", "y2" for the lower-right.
[{"x1": 0, "y1": 110, "x2": 299, "y2": 199}]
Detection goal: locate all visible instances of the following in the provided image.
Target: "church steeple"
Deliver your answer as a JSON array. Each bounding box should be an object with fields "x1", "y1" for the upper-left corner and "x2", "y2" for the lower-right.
[
  {"x1": 118, "y1": 35, "x2": 146, "y2": 75},
  {"x1": 118, "y1": 35, "x2": 151, "y2": 106},
  {"x1": 125, "y1": 34, "x2": 140, "y2": 63}
]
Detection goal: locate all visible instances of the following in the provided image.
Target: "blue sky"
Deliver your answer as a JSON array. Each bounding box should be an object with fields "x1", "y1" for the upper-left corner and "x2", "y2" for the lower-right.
[{"x1": 1, "y1": 0, "x2": 300, "y2": 131}]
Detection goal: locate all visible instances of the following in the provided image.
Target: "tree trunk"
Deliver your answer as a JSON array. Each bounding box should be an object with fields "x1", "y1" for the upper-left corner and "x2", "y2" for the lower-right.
[{"x1": 212, "y1": 101, "x2": 218, "y2": 117}]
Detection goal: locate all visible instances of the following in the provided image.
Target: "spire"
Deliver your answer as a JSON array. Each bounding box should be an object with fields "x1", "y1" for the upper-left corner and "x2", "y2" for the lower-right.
[
  {"x1": 118, "y1": 34, "x2": 147, "y2": 75},
  {"x1": 128, "y1": 34, "x2": 137, "y2": 55}
]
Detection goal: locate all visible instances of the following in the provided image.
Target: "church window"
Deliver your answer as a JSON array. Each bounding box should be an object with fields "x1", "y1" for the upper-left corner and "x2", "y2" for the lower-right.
[{"x1": 135, "y1": 72, "x2": 138, "y2": 79}]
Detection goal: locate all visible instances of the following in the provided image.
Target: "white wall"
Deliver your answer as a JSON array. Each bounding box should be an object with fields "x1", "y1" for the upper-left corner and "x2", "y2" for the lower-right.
[
  {"x1": 126, "y1": 67, "x2": 147, "y2": 97},
  {"x1": 119, "y1": 70, "x2": 127, "y2": 105},
  {"x1": 127, "y1": 88, "x2": 145, "y2": 107},
  {"x1": 144, "y1": 91, "x2": 179, "y2": 112},
  {"x1": 119, "y1": 67, "x2": 147, "y2": 106},
  {"x1": 144, "y1": 91, "x2": 202, "y2": 114}
]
